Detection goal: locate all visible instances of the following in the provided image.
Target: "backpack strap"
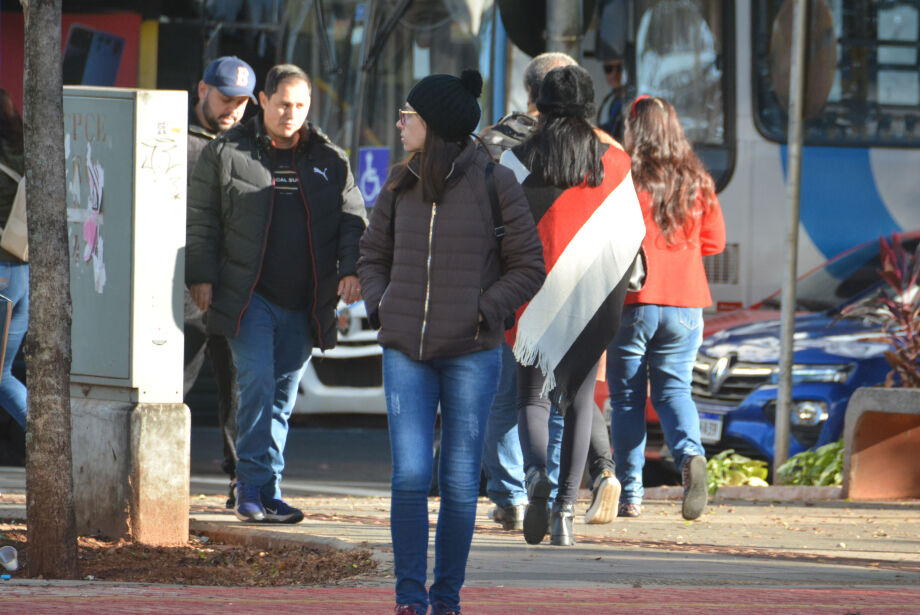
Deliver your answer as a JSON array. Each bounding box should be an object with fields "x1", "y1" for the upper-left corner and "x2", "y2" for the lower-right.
[
  {"x1": 485, "y1": 162, "x2": 504, "y2": 243},
  {"x1": 0, "y1": 162, "x2": 22, "y2": 183},
  {"x1": 485, "y1": 162, "x2": 518, "y2": 331}
]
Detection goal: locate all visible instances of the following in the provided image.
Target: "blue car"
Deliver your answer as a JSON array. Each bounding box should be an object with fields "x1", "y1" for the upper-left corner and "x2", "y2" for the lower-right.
[{"x1": 692, "y1": 234, "x2": 918, "y2": 462}]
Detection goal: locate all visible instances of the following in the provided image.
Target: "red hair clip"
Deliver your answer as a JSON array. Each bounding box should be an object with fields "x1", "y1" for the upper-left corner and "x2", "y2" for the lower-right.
[{"x1": 631, "y1": 94, "x2": 650, "y2": 118}]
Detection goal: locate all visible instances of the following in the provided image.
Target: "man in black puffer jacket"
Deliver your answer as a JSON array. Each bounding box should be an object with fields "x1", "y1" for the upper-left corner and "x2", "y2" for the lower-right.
[{"x1": 187, "y1": 64, "x2": 366, "y2": 524}]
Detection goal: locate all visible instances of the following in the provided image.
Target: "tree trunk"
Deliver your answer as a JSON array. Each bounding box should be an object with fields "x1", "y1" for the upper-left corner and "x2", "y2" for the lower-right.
[{"x1": 21, "y1": 0, "x2": 78, "y2": 579}]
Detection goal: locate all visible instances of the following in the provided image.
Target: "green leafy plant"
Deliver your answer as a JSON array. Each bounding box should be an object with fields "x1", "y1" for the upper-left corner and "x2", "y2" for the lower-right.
[
  {"x1": 839, "y1": 234, "x2": 920, "y2": 388},
  {"x1": 775, "y1": 439, "x2": 843, "y2": 486},
  {"x1": 706, "y1": 449, "x2": 769, "y2": 496}
]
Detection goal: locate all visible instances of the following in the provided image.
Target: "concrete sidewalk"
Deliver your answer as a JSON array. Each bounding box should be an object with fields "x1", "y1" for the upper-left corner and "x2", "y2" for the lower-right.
[
  {"x1": 2, "y1": 468, "x2": 919, "y2": 612},
  {"x1": 194, "y1": 486, "x2": 920, "y2": 585}
]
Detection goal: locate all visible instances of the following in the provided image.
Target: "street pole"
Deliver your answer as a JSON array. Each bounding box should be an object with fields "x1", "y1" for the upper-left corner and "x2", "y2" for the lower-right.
[
  {"x1": 546, "y1": 0, "x2": 581, "y2": 58},
  {"x1": 775, "y1": 0, "x2": 809, "y2": 480}
]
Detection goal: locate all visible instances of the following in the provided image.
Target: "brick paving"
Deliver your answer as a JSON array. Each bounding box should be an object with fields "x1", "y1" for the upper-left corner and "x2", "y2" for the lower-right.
[{"x1": 3, "y1": 584, "x2": 920, "y2": 614}]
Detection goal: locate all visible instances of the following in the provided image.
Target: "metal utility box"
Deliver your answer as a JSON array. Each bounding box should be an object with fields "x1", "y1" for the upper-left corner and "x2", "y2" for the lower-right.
[{"x1": 64, "y1": 87, "x2": 187, "y2": 403}]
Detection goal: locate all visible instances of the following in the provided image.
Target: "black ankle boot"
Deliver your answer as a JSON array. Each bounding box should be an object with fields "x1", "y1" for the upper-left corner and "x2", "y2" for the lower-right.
[
  {"x1": 550, "y1": 502, "x2": 575, "y2": 546},
  {"x1": 523, "y1": 466, "x2": 552, "y2": 545}
]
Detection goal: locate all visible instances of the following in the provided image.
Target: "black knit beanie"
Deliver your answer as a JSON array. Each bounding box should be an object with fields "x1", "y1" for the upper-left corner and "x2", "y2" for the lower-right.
[
  {"x1": 407, "y1": 69, "x2": 483, "y2": 142},
  {"x1": 537, "y1": 65, "x2": 596, "y2": 119}
]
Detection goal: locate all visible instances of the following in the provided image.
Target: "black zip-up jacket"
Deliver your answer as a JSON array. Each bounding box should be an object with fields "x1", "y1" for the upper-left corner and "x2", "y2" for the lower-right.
[{"x1": 186, "y1": 115, "x2": 367, "y2": 349}]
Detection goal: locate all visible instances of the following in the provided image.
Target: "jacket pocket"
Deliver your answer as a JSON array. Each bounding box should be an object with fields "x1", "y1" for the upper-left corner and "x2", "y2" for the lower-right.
[{"x1": 376, "y1": 284, "x2": 392, "y2": 328}]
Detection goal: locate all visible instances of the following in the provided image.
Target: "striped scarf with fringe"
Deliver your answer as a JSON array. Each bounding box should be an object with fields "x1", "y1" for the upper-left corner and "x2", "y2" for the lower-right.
[{"x1": 502, "y1": 145, "x2": 645, "y2": 414}]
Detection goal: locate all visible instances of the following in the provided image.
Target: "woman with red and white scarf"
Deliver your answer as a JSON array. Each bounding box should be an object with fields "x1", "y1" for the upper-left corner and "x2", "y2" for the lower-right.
[{"x1": 501, "y1": 65, "x2": 645, "y2": 546}]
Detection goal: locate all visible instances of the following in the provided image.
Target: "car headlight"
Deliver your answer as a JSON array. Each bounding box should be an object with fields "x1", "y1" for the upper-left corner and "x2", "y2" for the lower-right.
[
  {"x1": 770, "y1": 364, "x2": 853, "y2": 384},
  {"x1": 789, "y1": 400, "x2": 829, "y2": 426},
  {"x1": 763, "y1": 400, "x2": 830, "y2": 426}
]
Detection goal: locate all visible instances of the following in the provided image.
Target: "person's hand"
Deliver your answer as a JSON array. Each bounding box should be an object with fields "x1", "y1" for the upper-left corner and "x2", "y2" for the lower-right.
[
  {"x1": 189, "y1": 283, "x2": 213, "y2": 312},
  {"x1": 339, "y1": 275, "x2": 361, "y2": 305}
]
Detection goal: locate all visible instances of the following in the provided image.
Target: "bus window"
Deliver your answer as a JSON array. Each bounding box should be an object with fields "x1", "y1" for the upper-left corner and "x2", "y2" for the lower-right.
[
  {"x1": 283, "y1": 0, "x2": 498, "y2": 173},
  {"x1": 630, "y1": 0, "x2": 734, "y2": 189},
  {"x1": 754, "y1": 0, "x2": 920, "y2": 146}
]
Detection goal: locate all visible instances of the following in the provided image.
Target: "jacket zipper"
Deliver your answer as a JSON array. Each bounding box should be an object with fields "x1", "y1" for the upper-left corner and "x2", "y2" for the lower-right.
[
  {"x1": 419, "y1": 201, "x2": 438, "y2": 358},
  {"x1": 236, "y1": 151, "x2": 276, "y2": 336},
  {"x1": 293, "y1": 148, "x2": 325, "y2": 349},
  {"x1": 475, "y1": 288, "x2": 482, "y2": 340}
]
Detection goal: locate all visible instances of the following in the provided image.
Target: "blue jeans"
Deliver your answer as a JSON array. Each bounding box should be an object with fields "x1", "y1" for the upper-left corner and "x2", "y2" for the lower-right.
[
  {"x1": 607, "y1": 304, "x2": 705, "y2": 504},
  {"x1": 384, "y1": 346, "x2": 501, "y2": 612},
  {"x1": 228, "y1": 293, "x2": 311, "y2": 500},
  {"x1": 0, "y1": 262, "x2": 28, "y2": 430},
  {"x1": 482, "y1": 344, "x2": 562, "y2": 507}
]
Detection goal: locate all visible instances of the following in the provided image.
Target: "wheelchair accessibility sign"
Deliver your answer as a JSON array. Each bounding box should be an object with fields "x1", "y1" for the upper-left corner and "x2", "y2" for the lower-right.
[{"x1": 357, "y1": 146, "x2": 389, "y2": 207}]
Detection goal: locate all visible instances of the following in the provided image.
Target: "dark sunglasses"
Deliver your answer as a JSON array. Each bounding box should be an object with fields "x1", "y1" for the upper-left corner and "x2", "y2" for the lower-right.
[{"x1": 603, "y1": 63, "x2": 623, "y2": 74}]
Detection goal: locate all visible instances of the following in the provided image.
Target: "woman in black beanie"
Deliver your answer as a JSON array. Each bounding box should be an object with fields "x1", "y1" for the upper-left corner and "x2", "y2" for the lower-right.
[{"x1": 358, "y1": 70, "x2": 545, "y2": 615}]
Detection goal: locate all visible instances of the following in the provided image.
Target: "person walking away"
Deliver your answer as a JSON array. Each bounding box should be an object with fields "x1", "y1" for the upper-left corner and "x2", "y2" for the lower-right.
[
  {"x1": 186, "y1": 64, "x2": 366, "y2": 524},
  {"x1": 358, "y1": 69, "x2": 545, "y2": 615},
  {"x1": 480, "y1": 52, "x2": 622, "y2": 532},
  {"x1": 607, "y1": 95, "x2": 725, "y2": 520},
  {"x1": 183, "y1": 56, "x2": 256, "y2": 507},
  {"x1": 503, "y1": 65, "x2": 645, "y2": 546},
  {"x1": 0, "y1": 89, "x2": 28, "y2": 439}
]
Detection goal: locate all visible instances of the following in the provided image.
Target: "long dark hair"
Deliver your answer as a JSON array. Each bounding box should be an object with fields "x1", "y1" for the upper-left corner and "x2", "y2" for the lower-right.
[
  {"x1": 625, "y1": 95, "x2": 715, "y2": 245},
  {"x1": 0, "y1": 89, "x2": 23, "y2": 154},
  {"x1": 387, "y1": 128, "x2": 465, "y2": 203},
  {"x1": 520, "y1": 115, "x2": 604, "y2": 189}
]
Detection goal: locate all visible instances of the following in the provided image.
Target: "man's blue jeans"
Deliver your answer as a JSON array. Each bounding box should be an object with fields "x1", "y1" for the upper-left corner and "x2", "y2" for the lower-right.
[
  {"x1": 0, "y1": 262, "x2": 28, "y2": 430},
  {"x1": 607, "y1": 304, "x2": 705, "y2": 505},
  {"x1": 383, "y1": 346, "x2": 501, "y2": 611},
  {"x1": 482, "y1": 343, "x2": 562, "y2": 507},
  {"x1": 228, "y1": 293, "x2": 311, "y2": 501}
]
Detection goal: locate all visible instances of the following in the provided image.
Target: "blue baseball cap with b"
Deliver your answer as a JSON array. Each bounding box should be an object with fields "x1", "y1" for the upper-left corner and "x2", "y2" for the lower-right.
[{"x1": 202, "y1": 56, "x2": 257, "y2": 103}]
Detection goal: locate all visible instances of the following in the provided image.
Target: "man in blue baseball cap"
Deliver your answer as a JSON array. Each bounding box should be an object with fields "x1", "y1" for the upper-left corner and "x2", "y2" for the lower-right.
[
  {"x1": 196, "y1": 56, "x2": 257, "y2": 136},
  {"x1": 184, "y1": 55, "x2": 257, "y2": 511}
]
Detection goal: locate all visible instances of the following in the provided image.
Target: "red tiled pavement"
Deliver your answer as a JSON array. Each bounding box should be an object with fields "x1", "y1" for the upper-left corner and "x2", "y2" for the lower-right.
[{"x1": 2, "y1": 585, "x2": 919, "y2": 614}]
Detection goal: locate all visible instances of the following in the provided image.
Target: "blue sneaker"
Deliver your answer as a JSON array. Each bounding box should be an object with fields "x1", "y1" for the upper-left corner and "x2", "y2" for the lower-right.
[
  {"x1": 261, "y1": 496, "x2": 305, "y2": 524},
  {"x1": 234, "y1": 482, "x2": 265, "y2": 522}
]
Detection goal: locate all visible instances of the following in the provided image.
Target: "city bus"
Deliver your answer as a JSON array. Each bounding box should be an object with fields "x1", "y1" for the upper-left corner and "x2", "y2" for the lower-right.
[{"x1": 4, "y1": 0, "x2": 915, "y2": 308}]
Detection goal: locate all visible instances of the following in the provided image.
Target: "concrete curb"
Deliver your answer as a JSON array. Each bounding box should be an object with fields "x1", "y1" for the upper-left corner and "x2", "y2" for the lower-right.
[
  {"x1": 188, "y1": 520, "x2": 361, "y2": 553},
  {"x1": 645, "y1": 485, "x2": 843, "y2": 501}
]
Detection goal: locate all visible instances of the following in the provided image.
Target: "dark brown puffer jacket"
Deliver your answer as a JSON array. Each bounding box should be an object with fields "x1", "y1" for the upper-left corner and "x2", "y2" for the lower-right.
[{"x1": 358, "y1": 143, "x2": 545, "y2": 361}]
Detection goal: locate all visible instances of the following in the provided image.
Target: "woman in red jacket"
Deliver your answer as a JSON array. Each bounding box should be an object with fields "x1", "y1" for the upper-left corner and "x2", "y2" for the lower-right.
[{"x1": 607, "y1": 95, "x2": 726, "y2": 521}]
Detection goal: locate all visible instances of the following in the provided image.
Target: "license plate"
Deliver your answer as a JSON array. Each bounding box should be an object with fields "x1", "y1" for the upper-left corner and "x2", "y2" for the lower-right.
[{"x1": 699, "y1": 412, "x2": 723, "y2": 444}]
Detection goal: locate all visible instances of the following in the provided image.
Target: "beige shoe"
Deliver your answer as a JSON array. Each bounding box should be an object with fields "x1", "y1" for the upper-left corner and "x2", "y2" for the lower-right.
[
  {"x1": 681, "y1": 454, "x2": 708, "y2": 520},
  {"x1": 584, "y1": 469, "x2": 621, "y2": 524},
  {"x1": 490, "y1": 504, "x2": 525, "y2": 531}
]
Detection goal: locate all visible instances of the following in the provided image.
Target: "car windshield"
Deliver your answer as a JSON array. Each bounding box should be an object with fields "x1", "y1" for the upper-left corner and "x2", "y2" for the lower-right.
[{"x1": 759, "y1": 237, "x2": 920, "y2": 312}]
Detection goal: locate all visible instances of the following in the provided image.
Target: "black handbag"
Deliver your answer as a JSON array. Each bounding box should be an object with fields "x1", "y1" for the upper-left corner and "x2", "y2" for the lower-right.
[{"x1": 628, "y1": 246, "x2": 647, "y2": 293}]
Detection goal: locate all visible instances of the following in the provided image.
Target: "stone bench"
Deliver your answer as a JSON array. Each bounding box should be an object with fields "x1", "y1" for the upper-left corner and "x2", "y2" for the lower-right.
[{"x1": 842, "y1": 387, "x2": 920, "y2": 500}]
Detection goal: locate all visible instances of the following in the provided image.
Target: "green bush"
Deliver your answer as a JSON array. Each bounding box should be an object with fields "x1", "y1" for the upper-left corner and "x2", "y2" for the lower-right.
[
  {"x1": 706, "y1": 449, "x2": 769, "y2": 496},
  {"x1": 776, "y1": 439, "x2": 844, "y2": 486}
]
